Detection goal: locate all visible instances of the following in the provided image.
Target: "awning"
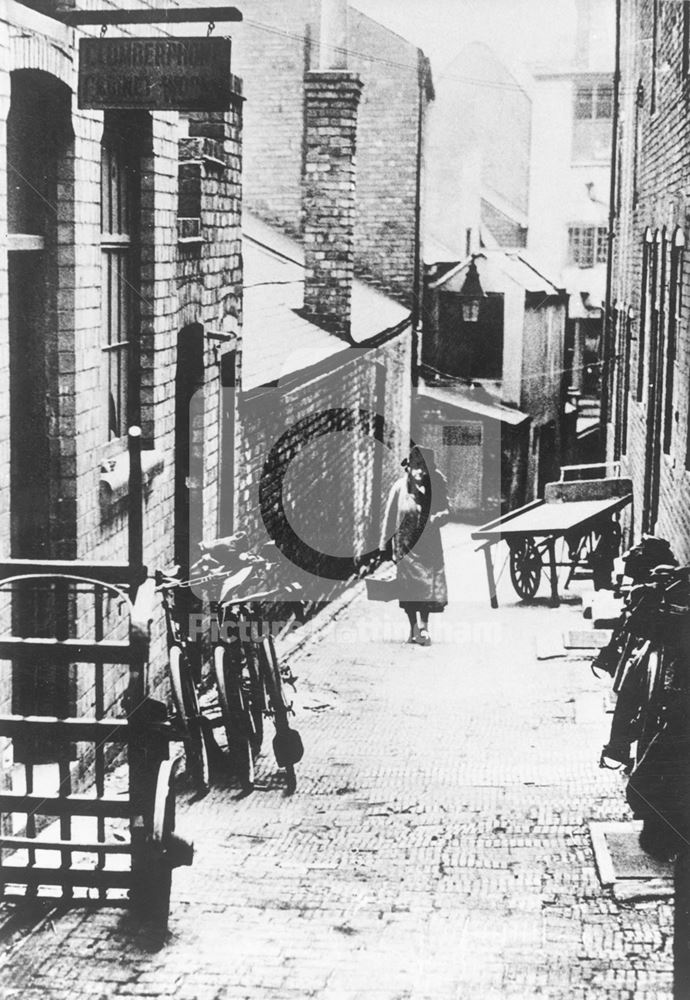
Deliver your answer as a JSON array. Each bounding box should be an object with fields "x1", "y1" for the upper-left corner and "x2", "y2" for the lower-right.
[{"x1": 417, "y1": 382, "x2": 529, "y2": 427}]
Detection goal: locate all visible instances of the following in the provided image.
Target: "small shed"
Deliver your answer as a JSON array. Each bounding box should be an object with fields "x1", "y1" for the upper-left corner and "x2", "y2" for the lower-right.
[
  {"x1": 414, "y1": 381, "x2": 529, "y2": 520},
  {"x1": 421, "y1": 250, "x2": 568, "y2": 504}
]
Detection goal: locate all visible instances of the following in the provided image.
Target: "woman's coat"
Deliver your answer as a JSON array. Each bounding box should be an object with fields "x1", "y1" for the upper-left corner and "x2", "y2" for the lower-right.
[{"x1": 380, "y1": 472, "x2": 449, "y2": 609}]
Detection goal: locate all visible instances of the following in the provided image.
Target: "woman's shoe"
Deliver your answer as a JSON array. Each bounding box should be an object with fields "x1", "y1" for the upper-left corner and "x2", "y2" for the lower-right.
[{"x1": 414, "y1": 626, "x2": 431, "y2": 646}]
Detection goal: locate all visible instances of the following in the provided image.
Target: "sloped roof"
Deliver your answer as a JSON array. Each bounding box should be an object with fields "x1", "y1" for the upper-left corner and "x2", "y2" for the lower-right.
[
  {"x1": 428, "y1": 249, "x2": 564, "y2": 297},
  {"x1": 242, "y1": 213, "x2": 410, "y2": 391},
  {"x1": 418, "y1": 381, "x2": 529, "y2": 427}
]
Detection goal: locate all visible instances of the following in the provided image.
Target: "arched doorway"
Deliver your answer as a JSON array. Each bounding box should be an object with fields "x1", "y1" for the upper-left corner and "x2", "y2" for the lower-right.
[
  {"x1": 7, "y1": 70, "x2": 74, "y2": 758},
  {"x1": 7, "y1": 70, "x2": 73, "y2": 559}
]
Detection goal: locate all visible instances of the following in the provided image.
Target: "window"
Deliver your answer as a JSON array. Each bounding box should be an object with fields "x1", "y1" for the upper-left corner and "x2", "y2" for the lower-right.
[
  {"x1": 613, "y1": 307, "x2": 626, "y2": 461},
  {"x1": 636, "y1": 229, "x2": 653, "y2": 402},
  {"x1": 572, "y1": 79, "x2": 613, "y2": 162},
  {"x1": 568, "y1": 225, "x2": 608, "y2": 268},
  {"x1": 101, "y1": 117, "x2": 138, "y2": 440},
  {"x1": 664, "y1": 229, "x2": 684, "y2": 454},
  {"x1": 633, "y1": 81, "x2": 644, "y2": 208},
  {"x1": 621, "y1": 307, "x2": 633, "y2": 455},
  {"x1": 574, "y1": 83, "x2": 613, "y2": 121}
]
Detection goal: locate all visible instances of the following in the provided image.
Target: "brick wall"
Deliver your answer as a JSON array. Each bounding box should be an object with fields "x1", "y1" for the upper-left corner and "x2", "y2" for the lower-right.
[
  {"x1": 0, "y1": 2, "x2": 244, "y2": 753},
  {"x1": 303, "y1": 70, "x2": 363, "y2": 337},
  {"x1": 231, "y1": 0, "x2": 428, "y2": 305},
  {"x1": 609, "y1": 0, "x2": 690, "y2": 562},
  {"x1": 347, "y1": 11, "x2": 428, "y2": 307},
  {"x1": 236, "y1": 333, "x2": 412, "y2": 605}
]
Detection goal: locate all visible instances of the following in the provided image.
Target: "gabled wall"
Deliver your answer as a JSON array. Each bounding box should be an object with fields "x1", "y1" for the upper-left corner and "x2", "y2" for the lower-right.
[{"x1": 231, "y1": 0, "x2": 430, "y2": 305}]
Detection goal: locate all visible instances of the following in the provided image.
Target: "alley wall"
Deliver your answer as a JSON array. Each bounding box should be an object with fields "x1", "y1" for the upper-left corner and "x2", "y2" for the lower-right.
[{"x1": 609, "y1": 0, "x2": 690, "y2": 562}]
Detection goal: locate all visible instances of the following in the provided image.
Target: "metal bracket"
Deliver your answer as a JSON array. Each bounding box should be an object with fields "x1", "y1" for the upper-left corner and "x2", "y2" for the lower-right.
[{"x1": 55, "y1": 7, "x2": 242, "y2": 27}]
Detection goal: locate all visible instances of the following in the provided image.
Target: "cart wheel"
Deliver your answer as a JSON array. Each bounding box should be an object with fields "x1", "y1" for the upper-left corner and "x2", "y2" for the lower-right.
[
  {"x1": 509, "y1": 538, "x2": 542, "y2": 599},
  {"x1": 213, "y1": 646, "x2": 255, "y2": 793},
  {"x1": 169, "y1": 645, "x2": 210, "y2": 794}
]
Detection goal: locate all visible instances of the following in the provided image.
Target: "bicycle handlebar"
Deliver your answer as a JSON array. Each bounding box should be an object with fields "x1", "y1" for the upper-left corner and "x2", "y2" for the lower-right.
[{"x1": 648, "y1": 563, "x2": 690, "y2": 582}]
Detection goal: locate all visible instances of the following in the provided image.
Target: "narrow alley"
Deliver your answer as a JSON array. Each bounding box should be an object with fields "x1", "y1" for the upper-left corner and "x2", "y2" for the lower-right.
[{"x1": 0, "y1": 526, "x2": 673, "y2": 1000}]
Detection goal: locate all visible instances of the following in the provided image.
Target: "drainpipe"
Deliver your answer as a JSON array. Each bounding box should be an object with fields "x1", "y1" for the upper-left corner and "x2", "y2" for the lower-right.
[
  {"x1": 600, "y1": 0, "x2": 621, "y2": 451},
  {"x1": 411, "y1": 51, "x2": 428, "y2": 387}
]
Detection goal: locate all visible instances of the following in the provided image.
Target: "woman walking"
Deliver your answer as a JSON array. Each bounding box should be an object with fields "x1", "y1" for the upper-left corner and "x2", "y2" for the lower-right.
[{"x1": 380, "y1": 445, "x2": 450, "y2": 646}]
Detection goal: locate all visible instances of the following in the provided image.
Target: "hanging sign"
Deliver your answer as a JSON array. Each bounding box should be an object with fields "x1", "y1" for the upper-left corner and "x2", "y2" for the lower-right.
[{"x1": 78, "y1": 36, "x2": 232, "y2": 111}]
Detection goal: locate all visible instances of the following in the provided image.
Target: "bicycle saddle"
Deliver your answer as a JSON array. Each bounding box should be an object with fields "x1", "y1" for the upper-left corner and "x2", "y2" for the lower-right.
[{"x1": 218, "y1": 565, "x2": 255, "y2": 604}]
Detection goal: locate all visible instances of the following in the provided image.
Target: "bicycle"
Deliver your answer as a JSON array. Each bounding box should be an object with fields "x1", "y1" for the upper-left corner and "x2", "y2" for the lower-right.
[
  {"x1": 200, "y1": 536, "x2": 304, "y2": 795},
  {"x1": 155, "y1": 566, "x2": 212, "y2": 795},
  {"x1": 598, "y1": 563, "x2": 690, "y2": 859}
]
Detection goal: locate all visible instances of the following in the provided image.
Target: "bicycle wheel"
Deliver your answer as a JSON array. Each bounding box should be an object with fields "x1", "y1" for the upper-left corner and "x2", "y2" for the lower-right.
[
  {"x1": 611, "y1": 630, "x2": 639, "y2": 693},
  {"x1": 259, "y1": 637, "x2": 303, "y2": 791},
  {"x1": 169, "y1": 645, "x2": 210, "y2": 794},
  {"x1": 213, "y1": 645, "x2": 255, "y2": 792},
  {"x1": 241, "y1": 634, "x2": 264, "y2": 754},
  {"x1": 638, "y1": 646, "x2": 665, "y2": 758}
]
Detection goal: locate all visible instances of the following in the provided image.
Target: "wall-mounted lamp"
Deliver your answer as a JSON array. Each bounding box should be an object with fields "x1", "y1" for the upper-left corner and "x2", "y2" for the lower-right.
[{"x1": 459, "y1": 258, "x2": 485, "y2": 323}]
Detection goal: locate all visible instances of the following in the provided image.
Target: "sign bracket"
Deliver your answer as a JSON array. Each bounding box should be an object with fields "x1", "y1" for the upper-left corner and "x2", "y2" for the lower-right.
[{"x1": 56, "y1": 7, "x2": 242, "y2": 27}]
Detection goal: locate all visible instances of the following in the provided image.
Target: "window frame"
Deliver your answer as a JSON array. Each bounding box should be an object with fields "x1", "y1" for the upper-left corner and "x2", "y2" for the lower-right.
[
  {"x1": 567, "y1": 224, "x2": 608, "y2": 269},
  {"x1": 572, "y1": 78, "x2": 614, "y2": 164},
  {"x1": 573, "y1": 81, "x2": 614, "y2": 122},
  {"x1": 100, "y1": 116, "x2": 139, "y2": 443},
  {"x1": 621, "y1": 306, "x2": 633, "y2": 455},
  {"x1": 636, "y1": 228, "x2": 653, "y2": 401}
]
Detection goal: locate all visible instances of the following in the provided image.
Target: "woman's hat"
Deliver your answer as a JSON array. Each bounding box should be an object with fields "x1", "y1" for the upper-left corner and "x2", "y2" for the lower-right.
[{"x1": 402, "y1": 445, "x2": 438, "y2": 474}]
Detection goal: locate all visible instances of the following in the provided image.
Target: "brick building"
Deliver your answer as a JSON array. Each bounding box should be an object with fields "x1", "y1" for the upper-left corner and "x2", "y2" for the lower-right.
[
  {"x1": 227, "y1": 1, "x2": 429, "y2": 603},
  {"x1": 0, "y1": 0, "x2": 244, "y2": 737},
  {"x1": 606, "y1": 0, "x2": 690, "y2": 563},
  {"x1": 424, "y1": 42, "x2": 532, "y2": 262},
  {"x1": 422, "y1": 1, "x2": 614, "y2": 468},
  {"x1": 528, "y1": 0, "x2": 614, "y2": 413},
  {"x1": 419, "y1": 251, "x2": 567, "y2": 515},
  {"x1": 230, "y1": 0, "x2": 433, "y2": 310}
]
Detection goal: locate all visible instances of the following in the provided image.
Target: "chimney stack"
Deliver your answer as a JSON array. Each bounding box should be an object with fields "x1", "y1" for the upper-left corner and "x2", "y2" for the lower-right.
[{"x1": 303, "y1": 0, "x2": 362, "y2": 341}]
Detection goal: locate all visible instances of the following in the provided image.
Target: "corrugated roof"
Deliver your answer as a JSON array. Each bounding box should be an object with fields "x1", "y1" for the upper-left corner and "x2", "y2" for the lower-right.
[
  {"x1": 418, "y1": 381, "x2": 529, "y2": 427},
  {"x1": 242, "y1": 214, "x2": 410, "y2": 391}
]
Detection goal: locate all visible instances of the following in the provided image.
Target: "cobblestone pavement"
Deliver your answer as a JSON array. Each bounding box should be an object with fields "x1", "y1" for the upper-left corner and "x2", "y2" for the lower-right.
[{"x1": 0, "y1": 525, "x2": 674, "y2": 999}]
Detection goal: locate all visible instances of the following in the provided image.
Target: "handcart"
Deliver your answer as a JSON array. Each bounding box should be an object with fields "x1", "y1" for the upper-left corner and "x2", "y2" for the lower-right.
[
  {"x1": 0, "y1": 430, "x2": 192, "y2": 928},
  {"x1": 472, "y1": 472, "x2": 633, "y2": 608}
]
